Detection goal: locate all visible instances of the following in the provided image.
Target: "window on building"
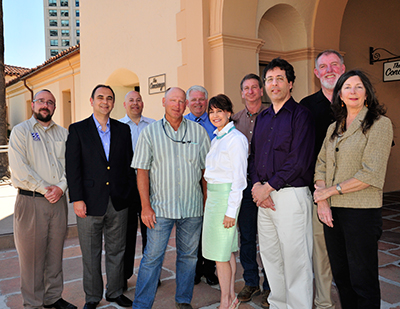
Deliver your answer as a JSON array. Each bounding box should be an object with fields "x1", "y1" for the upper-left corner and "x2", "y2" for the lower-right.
[
  {"x1": 76, "y1": 29, "x2": 80, "y2": 37},
  {"x1": 60, "y1": 0, "x2": 68, "y2": 6},
  {"x1": 49, "y1": 20, "x2": 57, "y2": 27},
  {"x1": 50, "y1": 40, "x2": 58, "y2": 46},
  {"x1": 75, "y1": 0, "x2": 79, "y2": 7},
  {"x1": 77, "y1": 39, "x2": 80, "y2": 44},
  {"x1": 61, "y1": 10, "x2": 69, "y2": 17},
  {"x1": 49, "y1": 9, "x2": 57, "y2": 17},
  {"x1": 61, "y1": 20, "x2": 69, "y2": 27},
  {"x1": 61, "y1": 30, "x2": 69, "y2": 36},
  {"x1": 50, "y1": 29, "x2": 58, "y2": 36},
  {"x1": 49, "y1": 0, "x2": 57, "y2": 6},
  {"x1": 76, "y1": 20, "x2": 80, "y2": 27},
  {"x1": 50, "y1": 49, "x2": 59, "y2": 56},
  {"x1": 62, "y1": 40, "x2": 70, "y2": 47},
  {"x1": 76, "y1": 10, "x2": 79, "y2": 17}
]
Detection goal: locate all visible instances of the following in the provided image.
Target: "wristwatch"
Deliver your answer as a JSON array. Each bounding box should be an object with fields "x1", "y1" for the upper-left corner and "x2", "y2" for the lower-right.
[{"x1": 336, "y1": 183, "x2": 343, "y2": 195}]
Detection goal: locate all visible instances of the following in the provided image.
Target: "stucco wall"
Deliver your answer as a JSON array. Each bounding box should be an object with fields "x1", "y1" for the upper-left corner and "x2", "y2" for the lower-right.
[{"x1": 340, "y1": 0, "x2": 400, "y2": 192}]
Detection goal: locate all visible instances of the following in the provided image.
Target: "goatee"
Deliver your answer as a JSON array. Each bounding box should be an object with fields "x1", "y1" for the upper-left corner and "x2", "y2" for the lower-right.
[{"x1": 34, "y1": 109, "x2": 52, "y2": 122}]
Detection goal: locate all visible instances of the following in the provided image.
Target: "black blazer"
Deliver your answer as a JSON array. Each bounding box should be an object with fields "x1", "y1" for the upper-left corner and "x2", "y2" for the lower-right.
[{"x1": 66, "y1": 116, "x2": 134, "y2": 216}]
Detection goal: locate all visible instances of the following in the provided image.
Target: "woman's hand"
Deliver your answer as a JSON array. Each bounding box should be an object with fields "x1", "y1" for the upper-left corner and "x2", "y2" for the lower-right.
[
  {"x1": 223, "y1": 215, "x2": 236, "y2": 229},
  {"x1": 317, "y1": 200, "x2": 334, "y2": 228},
  {"x1": 314, "y1": 183, "x2": 333, "y2": 203}
]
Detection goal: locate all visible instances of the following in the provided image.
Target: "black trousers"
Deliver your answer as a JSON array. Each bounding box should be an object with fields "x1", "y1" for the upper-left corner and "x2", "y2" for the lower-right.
[
  {"x1": 324, "y1": 207, "x2": 382, "y2": 309},
  {"x1": 124, "y1": 188, "x2": 148, "y2": 280}
]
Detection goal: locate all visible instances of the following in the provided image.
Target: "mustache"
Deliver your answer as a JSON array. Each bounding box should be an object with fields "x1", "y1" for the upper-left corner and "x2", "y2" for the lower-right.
[{"x1": 39, "y1": 108, "x2": 50, "y2": 112}]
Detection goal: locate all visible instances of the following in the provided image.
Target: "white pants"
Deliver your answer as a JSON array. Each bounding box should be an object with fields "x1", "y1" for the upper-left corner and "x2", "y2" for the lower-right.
[{"x1": 258, "y1": 186, "x2": 313, "y2": 309}]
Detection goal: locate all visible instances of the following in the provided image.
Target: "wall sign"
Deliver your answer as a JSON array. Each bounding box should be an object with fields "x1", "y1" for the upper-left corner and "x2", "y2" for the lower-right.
[
  {"x1": 384, "y1": 61, "x2": 400, "y2": 82},
  {"x1": 148, "y1": 74, "x2": 166, "y2": 94}
]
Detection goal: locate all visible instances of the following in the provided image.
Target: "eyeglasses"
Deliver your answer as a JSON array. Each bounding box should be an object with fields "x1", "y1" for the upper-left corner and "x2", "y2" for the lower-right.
[
  {"x1": 264, "y1": 76, "x2": 286, "y2": 84},
  {"x1": 33, "y1": 99, "x2": 55, "y2": 107}
]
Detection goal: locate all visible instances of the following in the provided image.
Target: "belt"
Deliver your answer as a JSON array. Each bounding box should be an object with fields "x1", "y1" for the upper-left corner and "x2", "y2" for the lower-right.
[
  {"x1": 260, "y1": 180, "x2": 292, "y2": 188},
  {"x1": 18, "y1": 189, "x2": 45, "y2": 198}
]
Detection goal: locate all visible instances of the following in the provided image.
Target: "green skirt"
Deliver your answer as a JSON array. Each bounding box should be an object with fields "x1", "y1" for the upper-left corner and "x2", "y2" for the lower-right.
[{"x1": 202, "y1": 183, "x2": 239, "y2": 262}]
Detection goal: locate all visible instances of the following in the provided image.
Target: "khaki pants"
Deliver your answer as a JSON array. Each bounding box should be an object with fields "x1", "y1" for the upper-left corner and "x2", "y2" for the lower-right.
[
  {"x1": 313, "y1": 205, "x2": 335, "y2": 309},
  {"x1": 258, "y1": 187, "x2": 313, "y2": 309},
  {"x1": 14, "y1": 194, "x2": 68, "y2": 309}
]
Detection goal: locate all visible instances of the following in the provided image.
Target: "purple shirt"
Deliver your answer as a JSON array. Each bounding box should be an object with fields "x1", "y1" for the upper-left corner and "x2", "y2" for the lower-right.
[{"x1": 248, "y1": 97, "x2": 315, "y2": 190}]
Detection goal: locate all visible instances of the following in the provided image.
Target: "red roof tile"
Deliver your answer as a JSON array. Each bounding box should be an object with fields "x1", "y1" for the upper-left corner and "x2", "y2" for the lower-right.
[{"x1": 6, "y1": 44, "x2": 80, "y2": 87}]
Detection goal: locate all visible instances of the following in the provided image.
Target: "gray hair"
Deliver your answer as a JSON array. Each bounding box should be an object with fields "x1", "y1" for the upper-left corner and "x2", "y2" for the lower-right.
[
  {"x1": 315, "y1": 49, "x2": 344, "y2": 68},
  {"x1": 186, "y1": 85, "x2": 208, "y2": 100}
]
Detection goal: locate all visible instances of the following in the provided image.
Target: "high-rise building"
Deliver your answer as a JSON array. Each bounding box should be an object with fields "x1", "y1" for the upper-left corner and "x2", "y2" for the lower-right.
[{"x1": 43, "y1": 0, "x2": 80, "y2": 59}]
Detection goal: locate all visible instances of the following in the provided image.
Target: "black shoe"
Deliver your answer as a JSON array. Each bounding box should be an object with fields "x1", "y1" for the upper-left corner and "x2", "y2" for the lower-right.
[
  {"x1": 158, "y1": 279, "x2": 162, "y2": 287},
  {"x1": 44, "y1": 298, "x2": 77, "y2": 309},
  {"x1": 106, "y1": 294, "x2": 132, "y2": 307},
  {"x1": 205, "y1": 273, "x2": 219, "y2": 286},
  {"x1": 83, "y1": 302, "x2": 99, "y2": 309},
  {"x1": 194, "y1": 274, "x2": 202, "y2": 285}
]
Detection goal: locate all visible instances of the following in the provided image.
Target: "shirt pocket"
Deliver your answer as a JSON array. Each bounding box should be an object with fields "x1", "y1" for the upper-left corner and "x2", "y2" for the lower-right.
[
  {"x1": 272, "y1": 130, "x2": 292, "y2": 152},
  {"x1": 54, "y1": 140, "x2": 66, "y2": 159}
]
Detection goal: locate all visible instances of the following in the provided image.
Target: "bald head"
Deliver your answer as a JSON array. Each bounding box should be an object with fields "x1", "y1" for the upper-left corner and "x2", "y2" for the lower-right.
[{"x1": 124, "y1": 91, "x2": 144, "y2": 121}]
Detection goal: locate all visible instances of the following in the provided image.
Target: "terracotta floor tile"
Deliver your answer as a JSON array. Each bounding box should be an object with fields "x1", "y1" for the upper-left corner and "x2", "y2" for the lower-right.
[{"x1": 379, "y1": 251, "x2": 400, "y2": 266}]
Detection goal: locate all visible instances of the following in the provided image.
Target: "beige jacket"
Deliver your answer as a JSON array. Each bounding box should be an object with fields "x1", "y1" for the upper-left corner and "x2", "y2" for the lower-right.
[{"x1": 315, "y1": 106, "x2": 393, "y2": 208}]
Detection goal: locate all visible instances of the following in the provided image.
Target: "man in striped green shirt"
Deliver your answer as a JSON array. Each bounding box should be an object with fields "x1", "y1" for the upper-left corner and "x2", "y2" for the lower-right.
[{"x1": 132, "y1": 87, "x2": 210, "y2": 309}]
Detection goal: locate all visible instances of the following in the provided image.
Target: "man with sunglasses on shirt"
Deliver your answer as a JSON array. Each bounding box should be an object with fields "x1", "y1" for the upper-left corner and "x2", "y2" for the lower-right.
[{"x1": 132, "y1": 87, "x2": 210, "y2": 309}]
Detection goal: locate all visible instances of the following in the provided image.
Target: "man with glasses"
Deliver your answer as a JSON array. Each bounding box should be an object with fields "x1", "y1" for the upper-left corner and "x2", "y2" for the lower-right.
[
  {"x1": 232, "y1": 74, "x2": 270, "y2": 307},
  {"x1": 250, "y1": 58, "x2": 315, "y2": 308},
  {"x1": 132, "y1": 87, "x2": 210, "y2": 309},
  {"x1": 9, "y1": 89, "x2": 76, "y2": 309},
  {"x1": 184, "y1": 85, "x2": 218, "y2": 286},
  {"x1": 66, "y1": 85, "x2": 133, "y2": 309}
]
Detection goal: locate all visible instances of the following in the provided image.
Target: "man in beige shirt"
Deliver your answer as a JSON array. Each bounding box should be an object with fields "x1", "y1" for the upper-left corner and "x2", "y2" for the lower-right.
[{"x1": 8, "y1": 89, "x2": 76, "y2": 309}]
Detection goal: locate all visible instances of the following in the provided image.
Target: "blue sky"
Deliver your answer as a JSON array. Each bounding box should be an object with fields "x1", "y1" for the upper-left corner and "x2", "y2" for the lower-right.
[{"x1": 4, "y1": 0, "x2": 45, "y2": 68}]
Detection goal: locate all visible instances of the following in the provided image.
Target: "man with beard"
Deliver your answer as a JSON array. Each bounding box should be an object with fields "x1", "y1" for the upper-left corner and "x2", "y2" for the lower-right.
[
  {"x1": 300, "y1": 49, "x2": 345, "y2": 309},
  {"x1": 8, "y1": 89, "x2": 76, "y2": 309}
]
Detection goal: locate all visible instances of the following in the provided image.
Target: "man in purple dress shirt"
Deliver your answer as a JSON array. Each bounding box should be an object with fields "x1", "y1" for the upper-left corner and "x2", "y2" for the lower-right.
[{"x1": 249, "y1": 58, "x2": 315, "y2": 309}]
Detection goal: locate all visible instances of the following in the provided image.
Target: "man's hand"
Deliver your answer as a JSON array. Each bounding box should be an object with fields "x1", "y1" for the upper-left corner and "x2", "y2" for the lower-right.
[
  {"x1": 44, "y1": 185, "x2": 63, "y2": 204},
  {"x1": 141, "y1": 207, "x2": 157, "y2": 229},
  {"x1": 223, "y1": 215, "x2": 236, "y2": 229},
  {"x1": 317, "y1": 200, "x2": 333, "y2": 228},
  {"x1": 258, "y1": 196, "x2": 276, "y2": 211},
  {"x1": 73, "y1": 200, "x2": 87, "y2": 218},
  {"x1": 252, "y1": 182, "x2": 275, "y2": 208}
]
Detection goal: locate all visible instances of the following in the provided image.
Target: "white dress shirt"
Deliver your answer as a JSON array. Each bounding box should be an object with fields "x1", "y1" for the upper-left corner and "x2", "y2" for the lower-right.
[{"x1": 204, "y1": 121, "x2": 248, "y2": 218}]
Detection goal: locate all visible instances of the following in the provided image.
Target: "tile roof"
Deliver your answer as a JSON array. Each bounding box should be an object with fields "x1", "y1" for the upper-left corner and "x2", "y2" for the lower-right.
[
  {"x1": 5, "y1": 65, "x2": 30, "y2": 76},
  {"x1": 6, "y1": 44, "x2": 80, "y2": 87}
]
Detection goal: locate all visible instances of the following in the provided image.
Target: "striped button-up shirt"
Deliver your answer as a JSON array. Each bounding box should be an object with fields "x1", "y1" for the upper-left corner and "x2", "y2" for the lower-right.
[{"x1": 132, "y1": 116, "x2": 210, "y2": 218}]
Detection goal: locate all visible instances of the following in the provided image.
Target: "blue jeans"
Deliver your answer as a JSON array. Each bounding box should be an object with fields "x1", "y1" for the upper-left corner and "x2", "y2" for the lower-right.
[
  {"x1": 238, "y1": 181, "x2": 269, "y2": 291},
  {"x1": 132, "y1": 216, "x2": 202, "y2": 309}
]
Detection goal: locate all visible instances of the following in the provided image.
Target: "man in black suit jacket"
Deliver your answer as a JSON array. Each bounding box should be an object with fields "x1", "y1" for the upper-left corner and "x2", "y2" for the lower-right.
[{"x1": 66, "y1": 85, "x2": 133, "y2": 309}]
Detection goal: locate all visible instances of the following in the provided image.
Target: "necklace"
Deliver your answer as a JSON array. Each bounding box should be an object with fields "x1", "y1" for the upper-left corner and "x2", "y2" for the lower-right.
[{"x1": 216, "y1": 126, "x2": 235, "y2": 140}]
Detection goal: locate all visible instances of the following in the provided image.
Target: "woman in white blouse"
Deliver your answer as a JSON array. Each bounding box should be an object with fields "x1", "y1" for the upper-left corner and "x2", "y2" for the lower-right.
[{"x1": 202, "y1": 94, "x2": 248, "y2": 309}]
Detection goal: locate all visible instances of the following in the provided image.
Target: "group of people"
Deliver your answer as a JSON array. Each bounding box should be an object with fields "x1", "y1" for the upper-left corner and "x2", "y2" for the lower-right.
[{"x1": 8, "y1": 48, "x2": 393, "y2": 309}]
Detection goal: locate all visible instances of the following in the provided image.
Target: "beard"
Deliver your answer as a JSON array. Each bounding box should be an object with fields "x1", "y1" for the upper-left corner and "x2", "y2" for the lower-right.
[
  {"x1": 34, "y1": 108, "x2": 53, "y2": 122},
  {"x1": 320, "y1": 76, "x2": 339, "y2": 90}
]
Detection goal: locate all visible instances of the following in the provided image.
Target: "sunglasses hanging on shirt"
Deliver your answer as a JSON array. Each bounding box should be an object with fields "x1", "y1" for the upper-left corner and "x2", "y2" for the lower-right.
[{"x1": 162, "y1": 119, "x2": 192, "y2": 144}]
